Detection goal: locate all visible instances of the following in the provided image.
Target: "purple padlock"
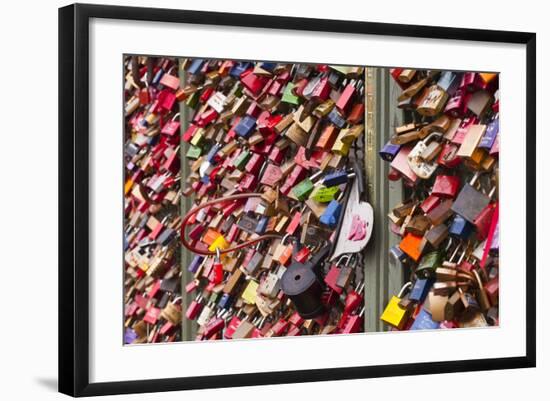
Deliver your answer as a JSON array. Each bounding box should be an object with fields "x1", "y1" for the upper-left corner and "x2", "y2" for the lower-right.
[
  {"x1": 379, "y1": 140, "x2": 401, "y2": 161},
  {"x1": 478, "y1": 118, "x2": 499, "y2": 149},
  {"x1": 124, "y1": 328, "x2": 138, "y2": 344},
  {"x1": 187, "y1": 255, "x2": 204, "y2": 273},
  {"x1": 490, "y1": 221, "x2": 499, "y2": 254}
]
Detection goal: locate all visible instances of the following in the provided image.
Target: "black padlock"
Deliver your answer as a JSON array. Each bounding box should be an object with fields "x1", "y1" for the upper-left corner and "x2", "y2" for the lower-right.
[{"x1": 281, "y1": 245, "x2": 330, "y2": 319}]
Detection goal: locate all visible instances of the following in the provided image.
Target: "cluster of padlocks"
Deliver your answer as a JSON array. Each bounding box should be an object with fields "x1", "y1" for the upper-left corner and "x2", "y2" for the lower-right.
[
  {"x1": 379, "y1": 69, "x2": 499, "y2": 330},
  {"x1": 123, "y1": 56, "x2": 371, "y2": 343},
  {"x1": 123, "y1": 57, "x2": 185, "y2": 343}
]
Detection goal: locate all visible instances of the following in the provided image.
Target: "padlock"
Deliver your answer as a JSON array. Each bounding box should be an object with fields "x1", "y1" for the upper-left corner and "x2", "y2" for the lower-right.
[
  {"x1": 410, "y1": 308, "x2": 440, "y2": 331},
  {"x1": 399, "y1": 233, "x2": 423, "y2": 262},
  {"x1": 161, "y1": 297, "x2": 182, "y2": 325},
  {"x1": 451, "y1": 172, "x2": 491, "y2": 224},
  {"x1": 457, "y1": 124, "x2": 486, "y2": 159},
  {"x1": 449, "y1": 215, "x2": 473, "y2": 239},
  {"x1": 437, "y1": 71, "x2": 461, "y2": 95},
  {"x1": 280, "y1": 246, "x2": 330, "y2": 318},
  {"x1": 416, "y1": 85, "x2": 449, "y2": 116},
  {"x1": 319, "y1": 199, "x2": 342, "y2": 227},
  {"x1": 340, "y1": 308, "x2": 365, "y2": 334},
  {"x1": 473, "y1": 198, "x2": 497, "y2": 240},
  {"x1": 390, "y1": 145, "x2": 419, "y2": 183},
  {"x1": 407, "y1": 132, "x2": 443, "y2": 179},
  {"x1": 344, "y1": 283, "x2": 364, "y2": 314},
  {"x1": 380, "y1": 282, "x2": 413, "y2": 329},
  {"x1": 478, "y1": 117, "x2": 499, "y2": 150},
  {"x1": 473, "y1": 270, "x2": 491, "y2": 312},
  {"x1": 437, "y1": 142, "x2": 462, "y2": 168},
  {"x1": 185, "y1": 294, "x2": 204, "y2": 320},
  {"x1": 431, "y1": 175, "x2": 461, "y2": 198},
  {"x1": 415, "y1": 250, "x2": 443, "y2": 279},
  {"x1": 379, "y1": 141, "x2": 402, "y2": 161},
  {"x1": 409, "y1": 278, "x2": 433, "y2": 303}
]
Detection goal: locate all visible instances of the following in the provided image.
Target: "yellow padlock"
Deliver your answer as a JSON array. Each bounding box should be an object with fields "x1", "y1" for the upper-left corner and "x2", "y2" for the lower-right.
[
  {"x1": 208, "y1": 235, "x2": 229, "y2": 253},
  {"x1": 331, "y1": 135, "x2": 350, "y2": 156},
  {"x1": 380, "y1": 282, "x2": 413, "y2": 329},
  {"x1": 339, "y1": 124, "x2": 364, "y2": 145},
  {"x1": 190, "y1": 130, "x2": 204, "y2": 147},
  {"x1": 241, "y1": 280, "x2": 259, "y2": 305},
  {"x1": 124, "y1": 178, "x2": 134, "y2": 195}
]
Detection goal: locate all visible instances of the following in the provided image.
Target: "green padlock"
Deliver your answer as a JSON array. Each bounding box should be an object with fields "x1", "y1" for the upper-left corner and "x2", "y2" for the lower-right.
[
  {"x1": 415, "y1": 250, "x2": 443, "y2": 278},
  {"x1": 311, "y1": 185, "x2": 340, "y2": 203},
  {"x1": 233, "y1": 150, "x2": 251, "y2": 170},
  {"x1": 281, "y1": 83, "x2": 301, "y2": 105},
  {"x1": 185, "y1": 91, "x2": 199, "y2": 109},
  {"x1": 208, "y1": 290, "x2": 221, "y2": 305},
  {"x1": 186, "y1": 145, "x2": 202, "y2": 160},
  {"x1": 292, "y1": 178, "x2": 314, "y2": 201}
]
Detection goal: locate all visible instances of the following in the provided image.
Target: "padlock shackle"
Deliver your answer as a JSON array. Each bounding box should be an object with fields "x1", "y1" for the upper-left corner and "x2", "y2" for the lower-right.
[
  {"x1": 397, "y1": 281, "x2": 413, "y2": 298},
  {"x1": 336, "y1": 254, "x2": 352, "y2": 266},
  {"x1": 469, "y1": 171, "x2": 482, "y2": 186},
  {"x1": 424, "y1": 131, "x2": 443, "y2": 143},
  {"x1": 472, "y1": 269, "x2": 485, "y2": 290}
]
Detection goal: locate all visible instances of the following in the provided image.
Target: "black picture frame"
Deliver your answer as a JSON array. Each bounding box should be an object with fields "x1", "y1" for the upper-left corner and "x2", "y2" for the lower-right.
[{"x1": 59, "y1": 3, "x2": 536, "y2": 397}]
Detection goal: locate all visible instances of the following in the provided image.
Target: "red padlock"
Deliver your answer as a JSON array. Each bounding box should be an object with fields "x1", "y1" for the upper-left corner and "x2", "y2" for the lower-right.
[
  {"x1": 185, "y1": 295, "x2": 204, "y2": 320},
  {"x1": 344, "y1": 283, "x2": 365, "y2": 314},
  {"x1": 203, "y1": 316, "x2": 226, "y2": 338},
  {"x1": 437, "y1": 143, "x2": 462, "y2": 168},
  {"x1": 143, "y1": 307, "x2": 161, "y2": 324},
  {"x1": 431, "y1": 175, "x2": 461, "y2": 198},
  {"x1": 473, "y1": 202, "x2": 496, "y2": 240}
]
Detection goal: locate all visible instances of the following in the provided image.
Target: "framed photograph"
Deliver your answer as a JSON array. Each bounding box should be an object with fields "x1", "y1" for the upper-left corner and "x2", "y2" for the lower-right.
[{"x1": 58, "y1": 3, "x2": 536, "y2": 397}]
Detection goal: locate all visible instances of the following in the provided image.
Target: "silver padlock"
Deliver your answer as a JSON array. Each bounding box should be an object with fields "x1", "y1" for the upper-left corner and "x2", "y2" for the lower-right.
[{"x1": 407, "y1": 132, "x2": 443, "y2": 179}]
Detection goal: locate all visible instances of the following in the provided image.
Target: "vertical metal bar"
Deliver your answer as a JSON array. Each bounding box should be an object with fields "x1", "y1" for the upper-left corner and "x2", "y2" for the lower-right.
[
  {"x1": 384, "y1": 70, "x2": 406, "y2": 314},
  {"x1": 363, "y1": 67, "x2": 405, "y2": 332},
  {"x1": 179, "y1": 60, "x2": 195, "y2": 341},
  {"x1": 363, "y1": 67, "x2": 380, "y2": 332}
]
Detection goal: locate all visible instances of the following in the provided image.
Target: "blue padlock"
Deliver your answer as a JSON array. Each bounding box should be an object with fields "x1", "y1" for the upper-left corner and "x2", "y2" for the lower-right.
[
  {"x1": 187, "y1": 59, "x2": 204, "y2": 75},
  {"x1": 437, "y1": 71, "x2": 462, "y2": 96},
  {"x1": 217, "y1": 293, "x2": 234, "y2": 310},
  {"x1": 152, "y1": 68, "x2": 164, "y2": 85},
  {"x1": 259, "y1": 62, "x2": 276, "y2": 72},
  {"x1": 410, "y1": 308, "x2": 440, "y2": 331},
  {"x1": 389, "y1": 245, "x2": 408, "y2": 263},
  {"x1": 379, "y1": 141, "x2": 401, "y2": 162},
  {"x1": 449, "y1": 214, "x2": 473, "y2": 240},
  {"x1": 328, "y1": 108, "x2": 346, "y2": 128},
  {"x1": 478, "y1": 118, "x2": 499, "y2": 149},
  {"x1": 205, "y1": 143, "x2": 221, "y2": 164},
  {"x1": 320, "y1": 200, "x2": 342, "y2": 227},
  {"x1": 234, "y1": 115, "x2": 257, "y2": 138},
  {"x1": 230, "y1": 62, "x2": 251, "y2": 78},
  {"x1": 409, "y1": 278, "x2": 433, "y2": 303},
  {"x1": 323, "y1": 170, "x2": 349, "y2": 187},
  {"x1": 255, "y1": 216, "x2": 269, "y2": 235},
  {"x1": 187, "y1": 255, "x2": 204, "y2": 273}
]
